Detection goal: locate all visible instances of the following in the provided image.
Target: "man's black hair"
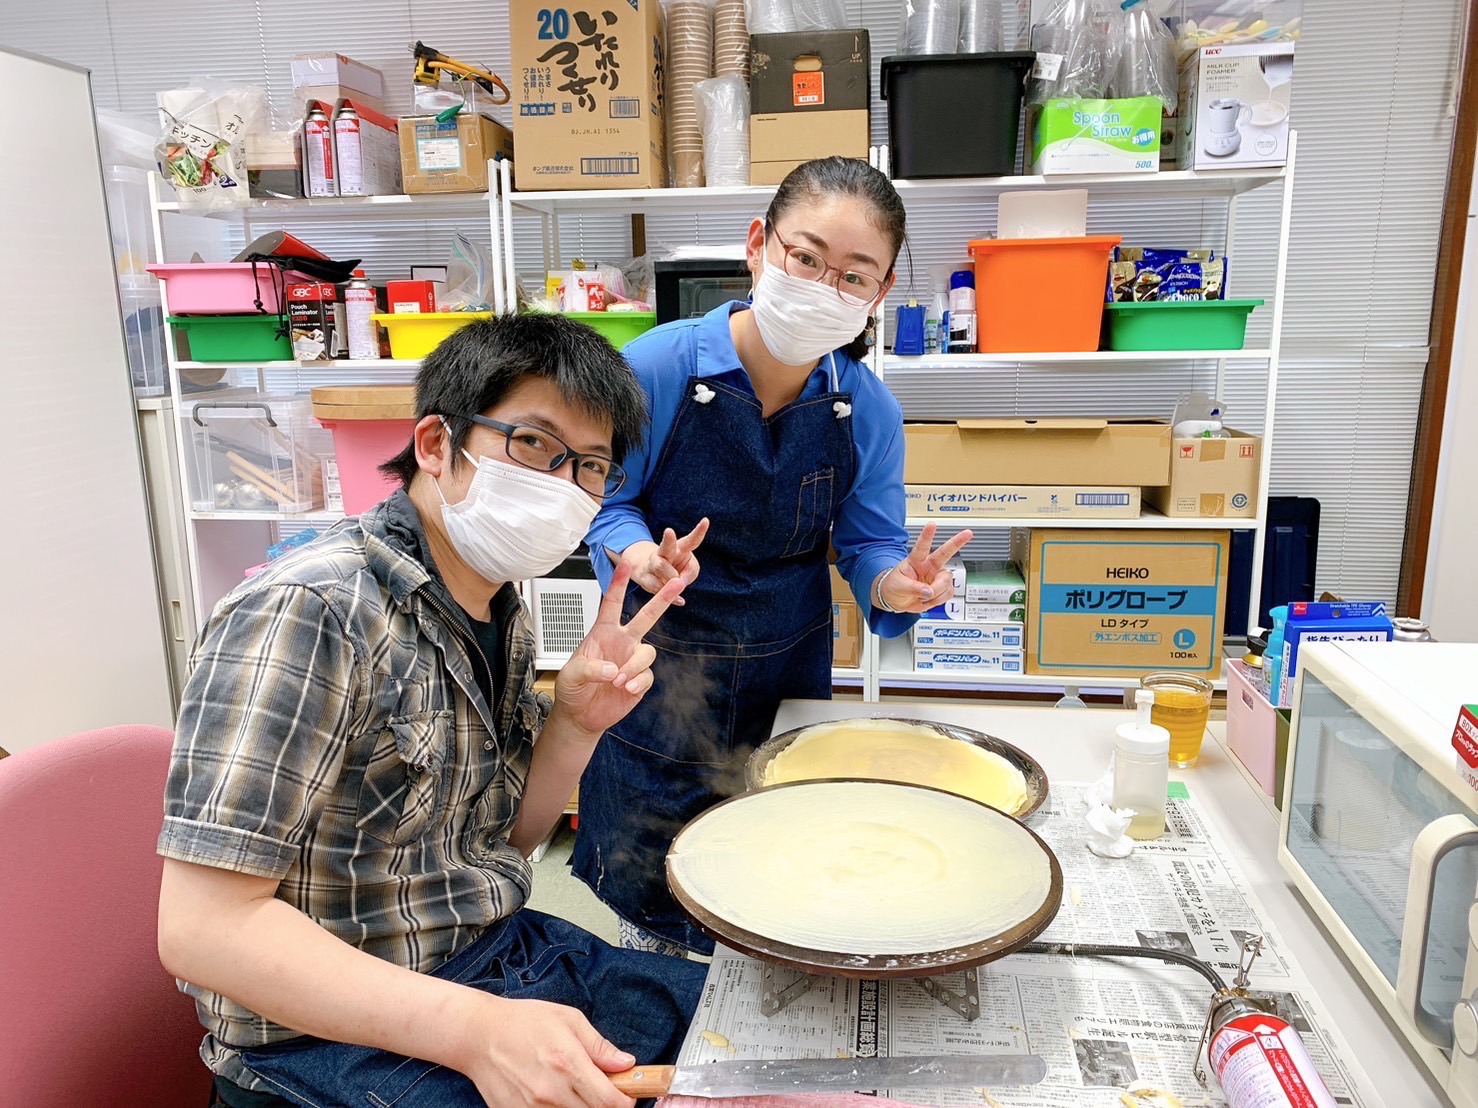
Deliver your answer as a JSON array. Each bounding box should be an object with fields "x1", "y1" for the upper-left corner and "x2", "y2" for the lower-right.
[{"x1": 379, "y1": 312, "x2": 648, "y2": 488}]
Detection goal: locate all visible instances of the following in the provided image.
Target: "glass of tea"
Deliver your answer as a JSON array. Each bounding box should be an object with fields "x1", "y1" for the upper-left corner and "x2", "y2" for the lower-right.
[{"x1": 1139, "y1": 672, "x2": 1214, "y2": 767}]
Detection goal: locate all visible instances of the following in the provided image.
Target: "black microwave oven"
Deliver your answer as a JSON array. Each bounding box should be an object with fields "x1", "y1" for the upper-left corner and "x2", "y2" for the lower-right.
[{"x1": 653, "y1": 259, "x2": 752, "y2": 324}]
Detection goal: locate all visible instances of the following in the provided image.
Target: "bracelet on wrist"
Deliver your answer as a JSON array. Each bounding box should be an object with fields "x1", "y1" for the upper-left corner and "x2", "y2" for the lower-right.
[{"x1": 875, "y1": 566, "x2": 900, "y2": 614}]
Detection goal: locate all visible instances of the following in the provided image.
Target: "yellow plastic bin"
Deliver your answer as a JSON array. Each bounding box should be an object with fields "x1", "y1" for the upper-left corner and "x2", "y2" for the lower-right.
[{"x1": 371, "y1": 312, "x2": 493, "y2": 360}]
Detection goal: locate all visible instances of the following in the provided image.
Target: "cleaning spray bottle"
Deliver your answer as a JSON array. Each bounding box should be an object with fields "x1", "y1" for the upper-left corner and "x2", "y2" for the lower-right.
[
  {"x1": 925, "y1": 266, "x2": 951, "y2": 354},
  {"x1": 1264, "y1": 605, "x2": 1289, "y2": 706},
  {"x1": 1113, "y1": 688, "x2": 1171, "y2": 840}
]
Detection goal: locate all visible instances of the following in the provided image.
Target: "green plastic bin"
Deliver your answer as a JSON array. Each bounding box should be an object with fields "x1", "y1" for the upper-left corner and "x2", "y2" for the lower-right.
[
  {"x1": 1103, "y1": 299, "x2": 1264, "y2": 352},
  {"x1": 168, "y1": 314, "x2": 292, "y2": 362},
  {"x1": 563, "y1": 310, "x2": 657, "y2": 349}
]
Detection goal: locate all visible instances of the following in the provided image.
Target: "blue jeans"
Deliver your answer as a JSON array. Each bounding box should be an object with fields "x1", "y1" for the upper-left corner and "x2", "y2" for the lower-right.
[{"x1": 235, "y1": 909, "x2": 706, "y2": 1107}]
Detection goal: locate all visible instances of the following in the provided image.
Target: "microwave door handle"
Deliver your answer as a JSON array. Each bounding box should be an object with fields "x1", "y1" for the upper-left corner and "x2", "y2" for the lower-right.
[{"x1": 1397, "y1": 813, "x2": 1478, "y2": 1047}]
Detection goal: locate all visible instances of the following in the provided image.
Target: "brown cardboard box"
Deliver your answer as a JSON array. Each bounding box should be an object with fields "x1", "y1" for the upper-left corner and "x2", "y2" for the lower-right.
[
  {"x1": 333, "y1": 100, "x2": 401, "y2": 197},
  {"x1": 749, "y1": 30, "x2": 870, "y2": 185},
  {"x1": 1016, "y1": 527, "x2": 1229, "y2": 678},
  {"x1": 510, "y1": 0, "x2": 667, "y2": 190},
  {"x1": 906, "y1": 484, "x2": 1140, "y2": 519},
  {"x1": 399, "y1": 114, "x2": 514, "y2": 194},
  {"x1": 904, "y1": 418, "x2": 1172, "y2": 487},
  {"x1": 1144, "y1": 430, "x2": 1261, "y2": 519},
  {"x1": 831, "y1": 566, "x2": 861, "y2": 669}
]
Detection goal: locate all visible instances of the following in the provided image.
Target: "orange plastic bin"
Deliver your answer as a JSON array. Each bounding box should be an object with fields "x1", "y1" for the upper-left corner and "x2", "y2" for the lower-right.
[
  {"x1": 311, "y1": 385, "x2": 417, "y2": 515},
  {"x1": 969, "y1": 235, "x2": 1121, "y2": 353}
]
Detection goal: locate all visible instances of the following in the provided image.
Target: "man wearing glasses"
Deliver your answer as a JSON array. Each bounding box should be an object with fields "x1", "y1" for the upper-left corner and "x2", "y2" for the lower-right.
[{"x1": 157, "y1": 313, "x2": 705, "y2": 1108}]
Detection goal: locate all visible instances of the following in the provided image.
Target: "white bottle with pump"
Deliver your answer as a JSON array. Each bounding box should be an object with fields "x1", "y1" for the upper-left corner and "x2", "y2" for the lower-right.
[{"x1": 1113, "y1": 688, "x2": 1171, "y2": 840}]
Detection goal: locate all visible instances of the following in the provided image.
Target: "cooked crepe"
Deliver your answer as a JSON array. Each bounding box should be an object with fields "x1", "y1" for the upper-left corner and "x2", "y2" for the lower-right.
[
  {"x1": 668, "y1": 780, "x2": 1053, "y2": 956},
  {"x1": 761, "y1": 718, "x2": 1031, "y2": 815}
]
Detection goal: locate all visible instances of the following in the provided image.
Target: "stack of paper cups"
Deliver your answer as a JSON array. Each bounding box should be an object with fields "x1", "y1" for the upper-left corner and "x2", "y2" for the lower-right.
[
  {"x1": 666, "y1": 0, "x2": 714, "y2": 187},
  {"x1": 713, "y1": 0, "x2": 750, "y2": 79}
]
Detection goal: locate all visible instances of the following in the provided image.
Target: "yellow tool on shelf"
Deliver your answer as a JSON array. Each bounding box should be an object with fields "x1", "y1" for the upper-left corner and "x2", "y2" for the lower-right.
[{"x1": 410, "y1": 41, "x2": 510, "y2": 107}]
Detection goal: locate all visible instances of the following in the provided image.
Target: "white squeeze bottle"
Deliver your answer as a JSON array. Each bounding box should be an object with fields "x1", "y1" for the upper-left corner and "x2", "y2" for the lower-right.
[{"x1": 1113, "y1": 688, "x2": 1171, "y2": 840}]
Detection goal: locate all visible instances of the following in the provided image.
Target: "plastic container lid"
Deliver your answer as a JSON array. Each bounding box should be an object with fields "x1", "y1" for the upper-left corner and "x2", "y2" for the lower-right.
[{"x1": 950, "y1": 270, "x2": 975, "y2": 289}]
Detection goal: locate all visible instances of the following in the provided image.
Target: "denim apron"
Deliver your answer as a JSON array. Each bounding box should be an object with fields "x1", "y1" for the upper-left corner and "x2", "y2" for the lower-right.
[{"x1": 573, "y1": 359, "x2": 856, "y2": 951}]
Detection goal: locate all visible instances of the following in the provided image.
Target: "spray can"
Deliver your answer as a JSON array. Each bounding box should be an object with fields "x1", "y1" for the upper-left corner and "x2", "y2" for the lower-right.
[
  {"x1": 1392, "y1": 617, "x2": 1435, "y2": 642},
  {"x1": 1207, "y1": 994, "x2": 1337, "y2": 1108},
  {"x1": 304, "y1": 106, "x2": 335, "y2": 197},
  {"x1": 345, "y1": 270, "x2": 380, "y2": 361}
]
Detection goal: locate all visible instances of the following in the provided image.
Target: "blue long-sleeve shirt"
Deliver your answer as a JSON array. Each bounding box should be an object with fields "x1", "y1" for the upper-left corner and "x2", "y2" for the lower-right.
[{"x1": 585, "y1": 300, "x2": 917, "y2": 638}]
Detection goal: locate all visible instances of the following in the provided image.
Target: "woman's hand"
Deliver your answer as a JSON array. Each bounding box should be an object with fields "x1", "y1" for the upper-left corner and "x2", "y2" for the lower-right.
[
  {"x1": 874, "y1": 523, "x2": 974, "y2": 614},
  {"x1": 618, "y1": 518, "x2": 710, "y2": 604},
  {"x1": 553, "y1": 562, "x2": 685, "y2": 738}
]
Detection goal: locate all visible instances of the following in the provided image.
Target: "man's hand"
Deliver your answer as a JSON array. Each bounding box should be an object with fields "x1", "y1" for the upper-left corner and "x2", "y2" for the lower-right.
[
  {"x1": 552, "y1": 561, "x2": 684, "y2": 737},
  {"x1": 619, "y1": 518, "x2": 709, "y2": 603},
  {"x1": 460, "y1": 995, "x2": 636, "y2": 1108},
  {"x1": 875, "y1": 523, "x2": 974, "y2": 614}
]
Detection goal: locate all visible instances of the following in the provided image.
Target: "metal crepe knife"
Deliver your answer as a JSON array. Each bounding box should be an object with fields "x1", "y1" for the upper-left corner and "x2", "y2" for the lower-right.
[{"x1": 609, "y1": 1053, "x2": 1049, "y2": 1098}]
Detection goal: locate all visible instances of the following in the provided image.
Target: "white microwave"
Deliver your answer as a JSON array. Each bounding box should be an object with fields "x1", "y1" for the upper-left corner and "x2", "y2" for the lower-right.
[{"x1": 1279, "y1": 640, "x2": 1478, "y2": 1107}]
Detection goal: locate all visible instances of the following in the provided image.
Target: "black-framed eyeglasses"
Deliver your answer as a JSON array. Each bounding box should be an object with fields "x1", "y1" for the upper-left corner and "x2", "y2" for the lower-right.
[
  {"x1": 457, "y1": 414, "x2": 626, "y2": 499},
  {"x1": 766, "y1": 221, "x2": 886, "y2": 306}
]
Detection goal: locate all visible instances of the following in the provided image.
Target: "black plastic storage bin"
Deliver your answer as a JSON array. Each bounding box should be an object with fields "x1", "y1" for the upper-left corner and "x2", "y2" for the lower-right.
[{"x1": 880, "y1": 52, "x2": 1035, "y2": 179}]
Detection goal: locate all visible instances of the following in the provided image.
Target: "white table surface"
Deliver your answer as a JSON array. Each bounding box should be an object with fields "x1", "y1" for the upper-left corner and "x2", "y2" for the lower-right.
[{"x1": 771, "y1": 699, "x2": 1449, "y2": 1108}]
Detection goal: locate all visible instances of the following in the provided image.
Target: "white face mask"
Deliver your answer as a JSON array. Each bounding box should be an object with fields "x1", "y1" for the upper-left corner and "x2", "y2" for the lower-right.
[
  {"x1": 749, "y1": 254, "x2": 876, "y2": 366},
  {"x1": 436, "y1": 447, "x2": 599, "y2": 584}
]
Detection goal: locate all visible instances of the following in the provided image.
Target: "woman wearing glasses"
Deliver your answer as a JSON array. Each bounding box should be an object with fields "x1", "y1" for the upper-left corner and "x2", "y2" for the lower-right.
[{"x1": 574, "y1": 156, "x2": 972, "y2": 956}]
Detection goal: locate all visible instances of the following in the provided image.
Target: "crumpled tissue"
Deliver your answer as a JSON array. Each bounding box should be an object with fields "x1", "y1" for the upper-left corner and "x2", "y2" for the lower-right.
[{"x1": 1084, "y1": 759, "x2": 1136, "y2": 859}]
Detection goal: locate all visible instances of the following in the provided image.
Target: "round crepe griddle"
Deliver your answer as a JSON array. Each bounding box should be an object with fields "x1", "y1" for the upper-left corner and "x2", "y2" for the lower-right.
[
  {"x1": 745, "y1": 717, "x2": 1049, "y2": 819},
  {"x1": 666, "y1": 779, "x2": 1063, "y2": 978}
]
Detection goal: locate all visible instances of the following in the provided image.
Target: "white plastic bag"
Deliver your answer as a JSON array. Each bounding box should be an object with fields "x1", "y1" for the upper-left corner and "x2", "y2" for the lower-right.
[
  {"x1": 443, "y1": 232, "x2": 496, "y2": 311},
  {"x1": 156, "y1": 81, "x2": 266, "y2": 212},
  {"x1": 694, "y1": 76, "x2": 750, "y2": 187}
]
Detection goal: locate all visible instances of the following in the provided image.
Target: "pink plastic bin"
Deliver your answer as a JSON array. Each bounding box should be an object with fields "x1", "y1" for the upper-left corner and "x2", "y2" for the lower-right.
[
  {"x1": 311, "y1": 385, "x2": 416, "y2": 515},
  {"x1": 1225, "y1": 658, "x2": 1281, "y2": 797},
  {"x1": 145, "y1": 262, "x2": 311, "y2": 315}
]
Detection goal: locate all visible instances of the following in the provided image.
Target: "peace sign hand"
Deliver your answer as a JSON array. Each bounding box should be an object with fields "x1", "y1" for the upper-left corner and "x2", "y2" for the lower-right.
[
  {"x1": 875, "y1": 523, "x2": 974, "y2": 614},
  {"x1": 554, "y1": 561, "x2": 684, "y2": 737},
  {"x1": 622, "y1": 517, "x2": 710, "y2": 605}
]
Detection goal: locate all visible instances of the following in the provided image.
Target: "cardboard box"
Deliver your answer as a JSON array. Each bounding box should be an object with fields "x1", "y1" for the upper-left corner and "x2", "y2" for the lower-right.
[
  {"x1": 1030, "y1": 96, "x2": 1162, "y2": 174},
  {"x1": 904, "y1": 419, "x2": 1172, "y2": 487},
  {"x1": 387, "y1": 280, "x2": 436, "y2": 313},
  {"x1": 912, "y1": 620, "x2": 1024, "y2": 649},
  {"x1": 925, "y1": 598, "x2": 1027, "y2": 623},
  {"x1": 963, "y1": 559, "x2": 1026, "y2": 605},
  {"x1": 333, "y1": 100, "x2": 401, "y2": 196},
  {"x1": 749, "y1": 30, "x2": 869, "y2": 185},
  {"x1": 510, "y1": 0, "x2": 667, "y2": 190},
  {"x1": 398, "y1": 114, "x2": 514, "y2": 194},
  {"x1": 914, "y1": 647, "x2": 1025, "y2": 674},
  {"x1": 1454, "y1": 704, "x2": 1478, "y2": 793},
  {"x1": 291, "y1": 53, "x2": 387, "y2": 101},
  {"x1": 1145, "y1": 430, "x2": 1261, "y2": 518},
  {"x1": 907, "y1": 484, "x2": 1140, "y2": 519},
  {"x1": 1019, "y1": 528, "x2": 1230, "y2": 677},
  {"x1": 831, "y1": 566, "x2": 860, "y2": 669},
  {"x1": 321, "y1": 457, "x2": 343, "y2": 514},
  {"x1": 1277, "y1": 602, "x2": 1392, "y2": 706},
  {"x1": 288, "y1": 281, "x2": 337, "y2": 360},
  {"x1": 1178, "y1": 43, "x2": 1293, "y2": 171}
]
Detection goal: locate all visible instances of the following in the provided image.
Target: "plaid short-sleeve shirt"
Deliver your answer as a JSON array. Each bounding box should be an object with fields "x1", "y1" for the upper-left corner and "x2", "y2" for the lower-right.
[{"x1": 158, "y1": 491, "x2": 545, "y2": 1082}]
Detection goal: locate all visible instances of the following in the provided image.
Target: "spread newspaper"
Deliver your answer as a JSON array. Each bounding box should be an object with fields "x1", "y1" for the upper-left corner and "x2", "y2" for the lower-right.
[{"x1": 670, "y1": 783, "x2": 1379, "y2": 1107}]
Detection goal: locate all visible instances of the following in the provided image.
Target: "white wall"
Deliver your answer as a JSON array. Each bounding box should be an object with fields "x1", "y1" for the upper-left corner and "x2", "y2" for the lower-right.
[
  {"x1": 0, "y1": 0, "x2": 1468, "y2": 611},
  {"x1": 1423, "y1": 125, "x2": 1478, "y2": 643}
]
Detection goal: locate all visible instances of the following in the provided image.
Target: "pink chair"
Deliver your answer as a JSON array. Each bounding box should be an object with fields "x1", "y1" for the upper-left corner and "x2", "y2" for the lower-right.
[{"x1": 0, "y1": 724, "x2": 214, "y2": 1107}]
